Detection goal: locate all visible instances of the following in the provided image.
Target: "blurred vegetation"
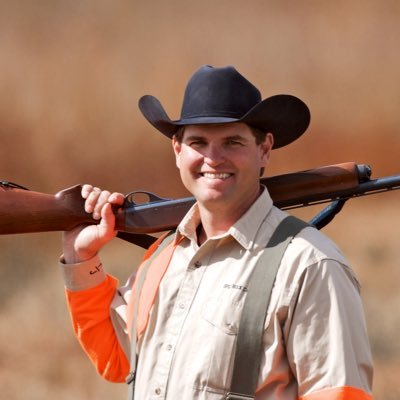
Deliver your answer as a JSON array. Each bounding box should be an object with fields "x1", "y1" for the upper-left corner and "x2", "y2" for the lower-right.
[{"x1": 1, "y1": 1, "x2": 399, "y2": 399}]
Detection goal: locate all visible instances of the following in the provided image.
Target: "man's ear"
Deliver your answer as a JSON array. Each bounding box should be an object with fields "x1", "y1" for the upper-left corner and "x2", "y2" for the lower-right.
[
  {"x1": 172, "y1": 136, "x2": 182, "y2": 169},
  {"x1": 260, "y1": 133, "x2": 274, "y2": 166}
]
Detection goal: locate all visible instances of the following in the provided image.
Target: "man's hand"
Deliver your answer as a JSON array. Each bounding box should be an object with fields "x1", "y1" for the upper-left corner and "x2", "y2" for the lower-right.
[{"x1": 62, "y1": 185, "x2": 125, "y2": 264}]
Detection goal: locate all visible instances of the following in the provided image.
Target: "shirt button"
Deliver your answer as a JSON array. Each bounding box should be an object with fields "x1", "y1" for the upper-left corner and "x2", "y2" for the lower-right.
[
  {"x1": 155, "y1": 388, "x2": 161, "y2": 395},
  {"x1": 179, "y1": 302, "x2": 185, "y2": 309},
  {"x1": 166, "y1": 344, "x2": 172, "y2": 351},
  {"x1": 194, "y1": 260, "x2": 202, "y2": 267}
]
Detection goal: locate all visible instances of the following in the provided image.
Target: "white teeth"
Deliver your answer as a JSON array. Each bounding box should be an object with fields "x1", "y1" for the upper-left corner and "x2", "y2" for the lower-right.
[{"x1": 202, "y1": 172, "x2": 231, "y2": 179}]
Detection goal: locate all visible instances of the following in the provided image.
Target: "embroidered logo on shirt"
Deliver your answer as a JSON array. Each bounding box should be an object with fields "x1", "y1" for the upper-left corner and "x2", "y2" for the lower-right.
[
  {"x1": 223, "y1": 283, "x2": 248, "y2": 292},
  {"x1": 89, "y1": 263, "x2": 103, "y2": 275}
]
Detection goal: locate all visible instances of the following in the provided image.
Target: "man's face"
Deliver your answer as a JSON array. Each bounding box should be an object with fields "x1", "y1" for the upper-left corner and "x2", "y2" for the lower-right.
[{"x1": 172, "y1": 123, "x2": 273, "y2": 215}]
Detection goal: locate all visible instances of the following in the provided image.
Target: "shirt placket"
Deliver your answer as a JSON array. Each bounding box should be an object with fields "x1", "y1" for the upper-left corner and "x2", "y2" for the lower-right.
[{"x1": 150, "y1": 241, "x2": 215, "y2": 399}]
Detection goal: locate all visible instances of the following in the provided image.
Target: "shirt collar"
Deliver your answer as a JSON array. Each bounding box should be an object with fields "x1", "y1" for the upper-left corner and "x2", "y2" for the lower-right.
[
  {"x1": 176, "y1": 186, "x2": 273, "y2": 250},
  {"x1": 176, "y1": 203, "x2": 201, "y2": 244}
]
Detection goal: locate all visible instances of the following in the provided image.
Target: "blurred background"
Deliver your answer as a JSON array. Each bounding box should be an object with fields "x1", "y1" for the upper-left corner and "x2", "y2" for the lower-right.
[{"x1": 0, "y1": 0, "x2": 399, "y2": 399}]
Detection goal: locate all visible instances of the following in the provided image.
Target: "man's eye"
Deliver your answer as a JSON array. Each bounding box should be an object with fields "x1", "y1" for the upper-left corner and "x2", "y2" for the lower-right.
[
  {"x1": 189, "y1": 140, "x2": 206, "y2": 146},
  {"x1": 227, "y1": 139, "x2": 243, "y2": 146}
]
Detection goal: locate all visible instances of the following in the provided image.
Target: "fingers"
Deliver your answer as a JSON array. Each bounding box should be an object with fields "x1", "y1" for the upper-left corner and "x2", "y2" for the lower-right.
[
  {"x1": 81, "y1": 184, "x2": 97, "y2": 199},
  {"x1": 108, "y1": 192, "x2": 125, "y2": 205},
  {"x1": 99, "y1": 202, "x2": 118, "y2": 237},
  {"x1": 92, "y1": 190, "x2": 111, "y2": 219},
  {"x1": 81, "y1": 185, "x2": 125, "y2": 220}
]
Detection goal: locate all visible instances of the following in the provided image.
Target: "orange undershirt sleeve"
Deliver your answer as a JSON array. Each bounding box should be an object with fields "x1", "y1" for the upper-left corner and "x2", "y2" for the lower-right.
[{"x1": 66, "y1": 274, "x2": 130, "y2": 382}]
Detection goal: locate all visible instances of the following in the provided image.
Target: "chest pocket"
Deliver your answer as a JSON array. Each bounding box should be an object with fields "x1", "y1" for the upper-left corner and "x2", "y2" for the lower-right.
[
  {"x1": 189, "y1": 291, "x2": 247, "y2": 394},
  {"x1": 201, "y1": 292, "x2": 246, "y2": 335}
]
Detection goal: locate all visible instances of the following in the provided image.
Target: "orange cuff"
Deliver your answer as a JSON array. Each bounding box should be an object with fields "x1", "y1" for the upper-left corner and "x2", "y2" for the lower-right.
[{"x1": 300, "y1": 386, "x2": 372, "y2": 400}]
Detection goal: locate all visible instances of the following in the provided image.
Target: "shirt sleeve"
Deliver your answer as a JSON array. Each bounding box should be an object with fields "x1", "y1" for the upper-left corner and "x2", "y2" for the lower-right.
[
  {"x1": 286, "y1": 259, "x2": 373, "y2": 399},
  {"x1": 59, "y1": 255, "x2": 131, "y2": 382}
]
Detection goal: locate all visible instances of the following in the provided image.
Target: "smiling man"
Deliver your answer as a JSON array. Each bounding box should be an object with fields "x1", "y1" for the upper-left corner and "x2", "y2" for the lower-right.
[
  {"x1": 172, "y1": 123, "x2": 273, "y2": 241},
  {"x1": 60, "y1": 65, "x2": 373, "y2": 399}
]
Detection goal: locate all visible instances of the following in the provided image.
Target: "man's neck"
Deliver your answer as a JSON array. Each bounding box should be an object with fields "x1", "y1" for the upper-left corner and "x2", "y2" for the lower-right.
[
  {"x1": 196, "y1": 209, "x2": 232, "y2": 245},
  {"x1": 195, "y1": 187, "x2": 263, "y2": 245},
  {"x1": 196, "y1": 202, "x2": 249, "y2": 245}
]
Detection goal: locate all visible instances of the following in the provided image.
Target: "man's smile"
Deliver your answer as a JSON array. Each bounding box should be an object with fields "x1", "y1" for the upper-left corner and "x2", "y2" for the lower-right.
[{"x1": 200, "y1": 172, "x2": 233, "y2": 180}]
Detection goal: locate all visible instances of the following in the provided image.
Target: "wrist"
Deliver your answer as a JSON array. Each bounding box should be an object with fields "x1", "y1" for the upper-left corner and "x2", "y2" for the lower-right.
[{"x1": 63, "y1": 247, "x2": 98, "y2": 264}]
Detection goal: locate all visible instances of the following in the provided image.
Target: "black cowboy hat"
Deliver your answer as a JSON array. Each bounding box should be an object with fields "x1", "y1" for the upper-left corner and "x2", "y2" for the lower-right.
[{"x1": 138, "y1": 65, "x2": 310, "y2": 149}]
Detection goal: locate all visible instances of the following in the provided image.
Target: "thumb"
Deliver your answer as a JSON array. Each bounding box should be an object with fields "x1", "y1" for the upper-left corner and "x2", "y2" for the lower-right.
[{"x1": 98, "y1": 202, "x2": 117, "y2": 239}]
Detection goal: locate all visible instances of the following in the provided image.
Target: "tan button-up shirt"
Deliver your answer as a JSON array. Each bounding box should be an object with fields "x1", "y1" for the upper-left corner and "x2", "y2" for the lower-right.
[{"x1": 61, "y1": 189, "x2": 373, "y2": 399}]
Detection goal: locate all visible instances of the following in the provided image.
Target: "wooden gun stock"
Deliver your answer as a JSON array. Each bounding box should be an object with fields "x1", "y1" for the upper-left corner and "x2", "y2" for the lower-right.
[
  {"x1": 1, "y1": 161, "x2": 395, "y2": 237},
  {"x1": 0, "y1": 184, "x2": 94, "y2": 234}
]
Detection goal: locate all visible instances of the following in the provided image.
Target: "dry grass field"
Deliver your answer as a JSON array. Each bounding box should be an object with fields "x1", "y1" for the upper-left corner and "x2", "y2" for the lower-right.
[{"x1": 1, "y1": 1, "x2": 400, "y2": 399}]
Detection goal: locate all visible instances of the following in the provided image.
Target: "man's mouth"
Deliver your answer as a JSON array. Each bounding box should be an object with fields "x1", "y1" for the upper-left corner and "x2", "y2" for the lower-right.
[{"x1": 201, "y1": 172, "x2": 233, "y2": 179}]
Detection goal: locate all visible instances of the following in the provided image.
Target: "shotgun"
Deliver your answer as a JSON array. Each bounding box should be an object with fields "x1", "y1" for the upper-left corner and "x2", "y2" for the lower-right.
[{"x1": 1, "y1": 162, "x2": 399, "y2": 248}]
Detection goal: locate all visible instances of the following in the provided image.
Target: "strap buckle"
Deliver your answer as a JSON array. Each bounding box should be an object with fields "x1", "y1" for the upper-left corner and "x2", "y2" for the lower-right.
[
  {"x1": 226, "y1": 393, "x2": 254, "y2": 400},
  {"x1": 125, "y1": 371, "x2": 136, "y2": 385}
]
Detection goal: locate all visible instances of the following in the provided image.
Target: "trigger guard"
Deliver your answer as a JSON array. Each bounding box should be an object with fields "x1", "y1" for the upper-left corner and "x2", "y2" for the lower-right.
[{"x1": 124, "y1": 190, "x2": 170, "y2": 205}]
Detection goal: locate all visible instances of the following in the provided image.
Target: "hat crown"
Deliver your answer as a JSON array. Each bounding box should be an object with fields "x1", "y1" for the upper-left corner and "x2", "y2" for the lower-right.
[{"x1": 180, "y1": 65, "x2": 261, "y2": 120}]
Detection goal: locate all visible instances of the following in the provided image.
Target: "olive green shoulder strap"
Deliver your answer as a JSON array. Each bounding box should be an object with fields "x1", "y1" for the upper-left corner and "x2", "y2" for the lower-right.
[{"x1": 227, "y1": 216, "x2": 310, "y2": 400}]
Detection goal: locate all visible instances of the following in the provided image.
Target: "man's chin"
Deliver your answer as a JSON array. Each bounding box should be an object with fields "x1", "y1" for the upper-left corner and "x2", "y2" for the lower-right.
[{"x1": 195, "y1": 191, "x2": 230, "y2": 207}]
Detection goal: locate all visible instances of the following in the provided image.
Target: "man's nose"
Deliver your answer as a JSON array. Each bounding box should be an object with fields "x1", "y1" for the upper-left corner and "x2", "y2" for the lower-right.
[{"x1": 203, "y1": 144, "x2": 225, "y2": 166}]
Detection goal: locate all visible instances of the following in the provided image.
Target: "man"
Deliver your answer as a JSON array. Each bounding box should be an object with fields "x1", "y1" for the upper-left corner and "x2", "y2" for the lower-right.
[{"x1": 60, "y1": 65, "x2": 373, "y2": 399}]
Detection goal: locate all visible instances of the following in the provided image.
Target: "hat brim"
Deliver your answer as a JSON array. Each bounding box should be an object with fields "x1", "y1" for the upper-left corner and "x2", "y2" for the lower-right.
[{"x1": 139, "y1": 94, "x2": 310, "y2": 149}]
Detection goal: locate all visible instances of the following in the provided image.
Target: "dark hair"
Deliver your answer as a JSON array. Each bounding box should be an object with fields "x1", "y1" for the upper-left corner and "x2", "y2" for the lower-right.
[
  {"x1": 248, "y1": 126, "x2": 267, "y2": 145},
  {"x1": 173, "y1": 127, "x2": 186, "y2": 143}
]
